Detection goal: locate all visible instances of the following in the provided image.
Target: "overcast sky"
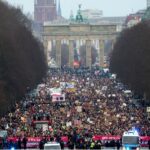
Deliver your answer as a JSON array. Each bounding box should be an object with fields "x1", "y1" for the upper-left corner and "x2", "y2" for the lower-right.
[{"x1": 6, "y1": 0, "x2": 147, "y2": 18}]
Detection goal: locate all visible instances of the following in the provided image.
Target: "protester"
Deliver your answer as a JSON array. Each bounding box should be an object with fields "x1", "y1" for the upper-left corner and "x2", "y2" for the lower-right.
[
  {"x1": 39, "y1": 137, "x2": 45, "y2": 150},
  {"x1": 22, "y1": 136, "x2": 27, "y2": 149},
  {"x1": 116, "y1": 140, "x2": 121, "y2": 150},
  {"x1": 148, "y1": 139, "x2": 150, "y2": 150},
  {"x1": 17, "y1": 137, "x2": 22, "y2": 149}
]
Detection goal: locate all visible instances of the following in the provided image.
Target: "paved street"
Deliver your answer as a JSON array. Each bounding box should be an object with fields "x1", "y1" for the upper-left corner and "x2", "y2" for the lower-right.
[
  {"x1": 101, "y1": 148, "x2": 149, "y2": 150},
  {"x1": 63, "y1": 147, "x2": 150, "y2": 150}
]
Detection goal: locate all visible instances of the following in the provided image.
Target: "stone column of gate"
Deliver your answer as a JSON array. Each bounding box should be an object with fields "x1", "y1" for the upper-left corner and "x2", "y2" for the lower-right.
[
  {"x1": 86, "y1": 40, "x2": 92, "y2": 68},
  {"x1": 111, "y1": 39, "x2": 116, "y2": 51},
  {"x1": 56, "y1": 40, "x2": 61, "y2": 68},
  {"x1": 43, "y1": 40, "x2": 48, "y2": 63},
  {"x1": 69, "y1": 40, "x2": 74, "y2": 68},
  {"x1": 47, "y1": 40, "x2": 51, "y2": 62},
  {"x1": 99, "y1": 39, "x2": 105, "y2": 67}
]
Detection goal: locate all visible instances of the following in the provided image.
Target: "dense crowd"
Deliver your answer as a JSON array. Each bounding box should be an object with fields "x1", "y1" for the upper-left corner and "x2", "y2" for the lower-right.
[{"x1": 0, "y1": 67, "x2": 150, "y2": 149}]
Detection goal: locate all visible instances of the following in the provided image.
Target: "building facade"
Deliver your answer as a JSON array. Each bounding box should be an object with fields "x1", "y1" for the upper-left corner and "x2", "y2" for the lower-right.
[
  {"x1": 34, "y1": 0, "x2": 57, "y2": 23},
  {"x1": 147, "y1": 0, "x2": 150, "y2": 8},
  {"x1": 125, "y1": 10, "x2": 145, "y2": 28},
  {"x1": 81, "y1": 9, "x2": 103, "y2": 19}
]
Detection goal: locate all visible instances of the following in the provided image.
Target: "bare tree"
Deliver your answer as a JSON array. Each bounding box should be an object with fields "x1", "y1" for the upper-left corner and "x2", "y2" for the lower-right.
[
  {"x1": 110, "y1": 21, "x2": 150, "y2": 103},
  {"x1": 0, "y1": 1, "x2": 47, "y2": 115}
]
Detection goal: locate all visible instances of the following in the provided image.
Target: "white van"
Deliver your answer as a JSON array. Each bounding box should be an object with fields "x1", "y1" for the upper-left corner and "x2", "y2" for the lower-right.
[
  {"x1": 44, "y1": 142, "x2": 61, "y2": 150},
  {"x1": 122, "y1": 129, "x2": 140, "y2": 150}
]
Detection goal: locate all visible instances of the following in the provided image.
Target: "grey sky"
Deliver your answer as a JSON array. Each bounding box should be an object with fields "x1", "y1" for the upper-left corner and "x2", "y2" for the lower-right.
[{"x1": 6, "y1": 0, "x2": 147, "y2": 18}]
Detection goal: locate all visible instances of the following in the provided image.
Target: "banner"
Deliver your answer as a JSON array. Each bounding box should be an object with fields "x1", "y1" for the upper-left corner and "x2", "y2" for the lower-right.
[
  {"x1": 8, "y1": 136, "x2": 150, "y2": 142},
  {"x1": 50, "y1": 88, "x2": 62, "y2": 96},
  {"x1": 7, "y1": 136, "x2": 150, "y2": 148},
  {"x1": 7, "y1": 136, "x2": 69, "y2": 148},
  {"x1": 93, "y1": 135, "x2": 150, "y2": 146},
  {"x1": 32, "y1": 120, "x2": 50, "y2": 130},
  {"x1": 42, "y1": 124, "x2": 48, "y2": 132},
  {"x1": 93, "y1": 135, "x2": 121, "y2": 141},
  {"x1": 66, "y1": 82, "x2": 76, "y2": 93},
  {"x1": 66, "y1": 82, "x2": 75, "y2": 88},
  {"x1": 76, "y1": 106, "x2": 82, "y2": 112},
  {"x1": 66, "y1": 88, "x2": 76, "y2": 93},
  {"x1": 60, "y1": 82, "x2": 66, "y2": 89},
  {"x1": 52, "y1": 94, "x2": 65, "y2": 102},
  {"x1": 0, "y1": 130, "x2": 7, "y2": 138},
  {"x1": 66, "y1": 121, "x2": 72, "y2": 127}
]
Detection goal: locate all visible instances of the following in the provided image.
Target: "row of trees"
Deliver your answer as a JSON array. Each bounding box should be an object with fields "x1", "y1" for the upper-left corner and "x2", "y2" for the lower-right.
[
  {"x1": 0, "y1": 1, "x2": 47, "y2": 115},
  {"x1": 110, "y1": 21, "x2": 150, "y2": 103}
]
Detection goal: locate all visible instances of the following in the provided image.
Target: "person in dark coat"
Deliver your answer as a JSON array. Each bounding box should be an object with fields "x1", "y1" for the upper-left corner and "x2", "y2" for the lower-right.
[
  {"x1": 68, "y1": 140, "x2": 74, "y2": 149},
  {"x1": 95, "y1": 140, "x2": 102, "y2": 149},
  {"x1": 22, "y1": 136, "x2": 28, "y2": 149},
  {"x1": 0, "y1": 138, "x2": 3, "y2": 149},
  {"x1": 39, "y1": 138, "x2": 44, "y2": 150},
  {"x1": 148, "y1": 140, "x2": 150, "y2": 150},
  {"x1": 60, "y1": 140, "x2": 64, "y2": 150},
  {"x1": 17, "y1": 137, "x2": 22, "y2": 149},
  {"x1": 116, "y1": 140, "x2": 121, "y2": 150}
]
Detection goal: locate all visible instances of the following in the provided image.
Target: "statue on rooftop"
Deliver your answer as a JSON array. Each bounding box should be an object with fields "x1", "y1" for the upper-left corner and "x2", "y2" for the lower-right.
[
  {"x1": 69, "y1": 4, "x2": 88, "y2": 24},
  {"x1": 76, "y1": 4, "x2": 83, "y2": 23}
]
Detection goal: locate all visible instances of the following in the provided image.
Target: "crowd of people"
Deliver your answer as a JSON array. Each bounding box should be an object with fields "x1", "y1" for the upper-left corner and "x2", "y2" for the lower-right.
[{"x1": 0, "y1": 67, "x2": 150, "y2": 149}]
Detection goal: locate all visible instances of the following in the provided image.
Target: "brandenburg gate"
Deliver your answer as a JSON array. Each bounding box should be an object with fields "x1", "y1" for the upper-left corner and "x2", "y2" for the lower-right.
[{"x1": 42, "y1": 6, "x2": 118, "y2": 68}]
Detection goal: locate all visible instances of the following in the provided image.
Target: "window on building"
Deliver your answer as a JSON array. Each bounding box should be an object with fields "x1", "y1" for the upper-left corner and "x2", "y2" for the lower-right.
[
  {"x1": 47, "y1": 0, "x2": 52, "y2": 4},
  {"x1": 35, "y1": 0, "x2": 38, "y2": 5}
]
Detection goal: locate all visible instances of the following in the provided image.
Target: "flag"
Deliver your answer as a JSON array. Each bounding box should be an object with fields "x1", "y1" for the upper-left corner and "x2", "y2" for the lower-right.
[{"x1": 73, "y1": 61, "x2": 80, "y2": 67}]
